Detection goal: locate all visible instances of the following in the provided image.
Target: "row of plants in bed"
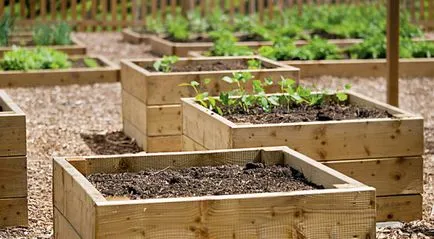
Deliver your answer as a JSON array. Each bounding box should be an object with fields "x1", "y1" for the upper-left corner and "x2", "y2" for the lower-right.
[
  {"x1": 0, "y1": 14, "x2": 86, "y2": 56},
  {"x1": 127, "y1": 4, "x2": 423, "y2": 43},
  {"x1": 0, "y1": 47, "x2": 119, "y2": 87}
]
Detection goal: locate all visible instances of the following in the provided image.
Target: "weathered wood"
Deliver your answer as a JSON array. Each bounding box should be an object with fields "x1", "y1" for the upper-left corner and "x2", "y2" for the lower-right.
[
  {"x1": 0, "y1": 198, "x2": 28, "y2": 228},
  {"x1": 0, "y1": 56, "x2": 120, "y2": 88},
  {"x1": 121, "y1": 28, "x2": 153, "y2": 44},
  {"x1": 54, "y1": 208, "x2": 82, "y2": 239},
  {"x1": 121, "y1": 56, "x2": 300, "y2": 152},
  {"x1": 147, "y1": 135, "x2": 183, "y2": 152},
  {"x1": 0, "y1": 36, "x2": 87, "y2": 58},
  {"x1": 54, "y1": 147, "x2": 375, "y2": 238},
  {"x1": 0, "y1": 91, "x2": 26, "y2": 157}
]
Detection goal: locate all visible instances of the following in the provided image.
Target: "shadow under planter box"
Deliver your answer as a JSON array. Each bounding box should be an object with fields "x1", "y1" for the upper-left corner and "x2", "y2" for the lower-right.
[
  {"x1": 0, "y1": 55, "x2": 120, "y2": 87},
  {"x1": 182, "y1": 91, "x2": 424, "y2": 222},
  {"x1": 122, "y1": 28, "x2": 155, "y2": 44},
  {"x1": 53, "y1": 147, "x2": 376, "y2": 238},
  {"x1": 121, "y1": 56, "x2": 300, "y2": 153},
  {"x1": 0, "y1": 90, "x2": 27, "y2": 228},
  {"x1": 0, "y1": 35, "x2": 87, "y2": 57}
]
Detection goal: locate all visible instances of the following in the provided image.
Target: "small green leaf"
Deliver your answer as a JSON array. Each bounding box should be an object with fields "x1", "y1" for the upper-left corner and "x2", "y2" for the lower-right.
[
  {"x1": 222, "y1": 76, "x2": 233, "y2": 84},
  {"x1": 191, "y1": 81, "x2": 200, "y2": 87},
  {"x1": 336, "y1": 92, "x2": 348, "y2": 101},
  {"x1": 204, "y1": 78, "x2": 211, "y2": 85},
  {"x1": 344, "y1": 83, "x2": 352, "y2": 90}
]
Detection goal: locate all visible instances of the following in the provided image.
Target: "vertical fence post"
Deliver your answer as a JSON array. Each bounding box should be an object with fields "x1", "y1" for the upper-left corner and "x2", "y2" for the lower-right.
[{"x1": 387, "y1": 0, "x2": 399, "y2": 107}]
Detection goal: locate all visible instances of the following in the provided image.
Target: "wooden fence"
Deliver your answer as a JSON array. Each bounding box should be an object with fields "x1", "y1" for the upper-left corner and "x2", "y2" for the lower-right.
[{"x1": 0, "y1": 0, "x2": 432, "y2": 31}]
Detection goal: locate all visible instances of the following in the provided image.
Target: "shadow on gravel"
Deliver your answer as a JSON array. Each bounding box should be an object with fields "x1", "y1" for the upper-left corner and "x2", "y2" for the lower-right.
[{"x1": 80, "y1": 131, "x2": 143, "y2": 155}]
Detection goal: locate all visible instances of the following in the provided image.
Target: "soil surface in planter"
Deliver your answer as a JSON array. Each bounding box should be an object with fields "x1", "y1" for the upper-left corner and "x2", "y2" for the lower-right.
[
  {"x1": 164, "y1": 33, "x2": 266, "y2": 43},
  {"x1": 0, "y1": 105, "x2": 2, "y2": 111},
  {"x1": 71, "y1": 58, "x2": 102, "y2": 68},
  {"x1": 221, "y1": 100, "x2": 392, "y2": 124},
  {"x1": 87, "y1": 163, "x2": 321, "y2": 200},
  {"x1": 145, "y1": 60, "x2": 271, "y2": 72}
]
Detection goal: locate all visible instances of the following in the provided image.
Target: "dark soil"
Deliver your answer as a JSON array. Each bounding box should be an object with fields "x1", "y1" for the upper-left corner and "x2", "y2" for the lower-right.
[
  {"x1": 310, "y1": 29, "x2": 348, "y2": 40},
  {"x1": 237, "y1": 33, "x2": 267, "y2": 41},
  {"x1": 0, "y1": 105, "x2": 3, "y2": 111},
  {"x1": 164, "y1": 33, "x2": 266, "y2": 43},
  {"x1": 222, "y1": 99, "x2": 392, "y2": 124},
  {"x1": 87, "y1": 163, "x2": 322, "y2": 200},
  {"x1": 145, "y1": 59, "x2": 271, "y2": 72}
]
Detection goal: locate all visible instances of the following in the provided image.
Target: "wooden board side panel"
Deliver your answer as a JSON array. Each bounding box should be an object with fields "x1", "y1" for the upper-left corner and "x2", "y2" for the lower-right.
[
  {"x1": 53, "y1": 159, "x2": 98, "y2": 238},
  {"x1": 0, "y1": 115, "x2": 26, "y2": 157},
  {"x1": 0, "y1": 198, "x2": 28, "y2": 228},
  {"x1": 376, "y1": 194, "x2": 422, "y2": 222},
  {"x1": 123, "y1": 118, "x2": 147, "y2": 151},
  {"x1": 150, "y1": 36, "x2": 174, "y2": 56},
  {"x1": 95, "y1": 190, "x2": 375, "y2": 238},
  {"x1": 182, "y1": 135, "x2": 207, "y2": 151},
  {"x1": 54, "y1": 208, "x2": 82, "y2": 239},
  {"x1": 122, "y1": 90, "x2": 147, "y2": 135},
  {"x1": 121, "y1": 61, "x2": 148, "y2": 103},
  {"x1": 323, "y1": 157, "x2": 423, "y2": 196},
  {"x1": 147, "y1": 104, "x2": 182, "y2": 136},
  {"x1": 0, "y1": 156, "x2": 27, "y2": 198},
  {"x1": 147, "y1": 135, "x2": 182, "y2": 152},
  {"x1": 232, "y1": 118, "x2": 424, "y2": 161},
  {"x1": 183, "y1": 101, "x2": 232, "y2": 150}
]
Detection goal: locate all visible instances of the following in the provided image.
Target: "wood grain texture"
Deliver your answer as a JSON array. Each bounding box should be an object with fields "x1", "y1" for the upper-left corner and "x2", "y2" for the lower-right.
[
  {"x1": 122, "y1": 28, "x2": 152, "y2": 44},
  {"x1": 147, "y1": 104, "x2": 182, "y2": 136},
  {"x1": 0, "y1": 91, "x2": 26, "y2": 157},
  {"x1": 0, "y1": 156, "x2": 27, "y2": 198},
  {"x1": 323, "y1": 157, "x2": 423, "y2": 196},
  {"x1": 376, "y1": 194, "x2": 422, "y2": 222},
  {"x1": 0, "y1": 197, "x2": 28, "y2": 228},
  {"x1": 54, "y1": 208, "x2": 81, "y2": 239},
  {"x1": 147, "y1": 135, "x2": 182, "y2": 152}
]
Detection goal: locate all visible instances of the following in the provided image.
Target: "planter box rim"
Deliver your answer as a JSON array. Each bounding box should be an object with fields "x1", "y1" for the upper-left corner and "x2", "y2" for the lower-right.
[
  {"x1": 121, "y1": 55, "x2": 298, "y2": 76},
  {"x1": 0, "y1": 90, "x2": 25, "y2": 115},
  {"x1": 54, "y1": 146, "x2": 373, "y2": 206},
  {"x1": 1, "y1": 35, "x2": 85, "y2": 50},
  {"x1": 181, "y1": 90, "x2": 422, "y2": 129},
  {"x1": 150, "y1": 35, "x2": 264, "y2": 47}
]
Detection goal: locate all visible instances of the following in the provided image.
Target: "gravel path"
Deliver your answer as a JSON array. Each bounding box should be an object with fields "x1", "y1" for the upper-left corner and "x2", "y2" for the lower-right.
[{"x1": 0, "y1": 33, "x2": 432, "y2": 238}]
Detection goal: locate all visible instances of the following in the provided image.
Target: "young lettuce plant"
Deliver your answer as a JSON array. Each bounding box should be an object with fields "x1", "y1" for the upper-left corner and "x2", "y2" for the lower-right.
[{"x1": 153, "y1": 56, "x2": 179, "y2": 72}]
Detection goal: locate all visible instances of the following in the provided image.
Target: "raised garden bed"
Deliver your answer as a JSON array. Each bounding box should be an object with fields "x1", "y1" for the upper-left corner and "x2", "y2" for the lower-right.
[
  {"x1": 182, "y1": 91, "x2": 424, "y2": 222},
  {"x1": 53, "y1": 147, "x2": 375, "y2": 238},
  {"x1": 0, "y1": 90, "x2": 27, "y2": 228},
  {"x1": 122, "y1": 28, "x2": 155, "y2": 44},
  {"x1": 0, "y1": 35, "x2": 87, "y2": 57},
  {"x1": 121, "y1": 56, "x2": 300, "y2": 152},
  {"x1": 0, "y1": 55, "x2": 119, "y2": 87}
]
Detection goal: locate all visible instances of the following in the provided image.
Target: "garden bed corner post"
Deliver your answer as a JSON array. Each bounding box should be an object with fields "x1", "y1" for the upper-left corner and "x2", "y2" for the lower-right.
[{"x1": 387, "y1": 0, "x2": 399, "y2": 107}]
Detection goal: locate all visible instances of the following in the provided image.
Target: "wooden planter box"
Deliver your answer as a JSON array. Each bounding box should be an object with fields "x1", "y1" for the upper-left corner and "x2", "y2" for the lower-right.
[
  {"x1": 281, "y1": 58, "x2": 434, "y2": 78},
  {"x1": 182, "y1": 91, "x2": 424, "y2": 222},
  {"x1": 121, "y1": 56, "x2": 300, "y2": 153},
  {"x1": 53, "y1": 147, "x2": 376, "y2": 238},
  {"x1": 0, "y1": 90, "x2": 27, "y2": 228},
  {"x1": 0, "y1": 35, "x2": 87, "y2": 57},
  {"x1": 122, "y1": 28, "x2": 154, "y2": 44},
  {"x1": 0, "y1": 55, "x2": 120, "y2": 88}
]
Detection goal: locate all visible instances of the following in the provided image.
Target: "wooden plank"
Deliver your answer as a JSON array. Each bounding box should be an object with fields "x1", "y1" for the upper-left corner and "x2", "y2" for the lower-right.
[
  {"x1": 101, "y1": 0, "x2": 108, "y2": 31},
  {"x1": 420, "y1": 0, "x2": 425, "y2": 20},
  {"x1": 71, "y1": 0, "x2": 77, "y2": 22},
  {"x1": 147, "y1": 135, "x2": 182, "y2": 152},
  {"x1": 0, "y1": 93, "x2": 26, "y2": 156},
  {"x1": 91, "y1": 0, "x2": 98, "y2": 30},
  {"x1": 9, "y1": 0, "x2": 15, "y2": 17},
  {"x1": 376, "y1": 194, "x2": 422, "y2": 222},
  {"x1": 80, "y1": 0, "x2": 87, "y2": 31},
  {"x1": 0, "y1": 1, "x2": 3, "y2": 18},
  {"x1": 323, "y1": 157, "x2": 423, "y2": 196},
  {"x1": 123, "y1": 118, "x2": 147, "y2": 151},
  {"x1": 60, "y1": 0, "x2": 67, "y2": 20},
  {"x1": 0, "y1": 156, "x2": 27, "y2": 198},
  {"x1": 121, "y1": 90, "x2": 147, "y2": 136},
  {"x1": 170, "y1": 0, "x2": 177, "y2": 16},
  {"x1": 387, "y1": 0, "x2": 399, "y2": 106},
  {"x1": 182, "y1": 135, "x2": 207, "y2": 151},
  {"x1": 54, "y1": 208, "x2": 82, "y2": 239},
  {"x1": 0, "y1": 198, "x2": 27, "y2": 228},
  {"x1": 49, "y1": 0, "x2": 55, "y2": 20},
  {"x1": 258, "y1": 0, "x2": 265, "y2": 22},
  {"x1": 122, "y1": 28, "x2": 152, "y2": 44},
  {"x1": 147, "y1": 104, "x2": 182, "y2": 136},
  {"x1": 121, "y1": 0, "x2": 127, "y2": 27},
  {"x1": 120, "y1": 59, "x2": 149, "y2": 105},
  {"x1": 95, "y1": 188, "x2": 375, "y2": 238},
  {"x1": 19, "y1": 0, "x2": 25, "y2": 18},
  {"x1": 151, "y1": 0, "x2": 157, "y2": 19}
]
